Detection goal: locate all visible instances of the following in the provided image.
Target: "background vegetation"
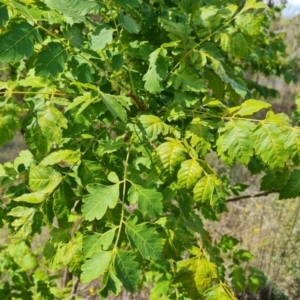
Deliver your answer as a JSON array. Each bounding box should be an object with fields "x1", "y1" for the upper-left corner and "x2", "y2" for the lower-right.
[{"x1": 0, "y1": 0, "x2": 300, "y2": 299}]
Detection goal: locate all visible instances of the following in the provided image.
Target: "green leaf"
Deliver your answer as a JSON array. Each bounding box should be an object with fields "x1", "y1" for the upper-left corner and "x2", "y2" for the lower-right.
[
  {"x1": 10, "y1": 0, "x2": 43, "y2": 21},
  {"x1": 63, "y1": 25, "x2": 83, "y2": 48},
  {"x1": 14, "y1": 192, "x2": 48, "y2": 204},
  {"x1": 82, "y1": 183, "x2": 119, "y2": 221},
  {"x1": 96, "y1": 138, "x2": 127, "y2": 156},
  {"x1": 44, "y1": 0, "x2": 97, "y2": 23},
  {"x1": 260, "y1": 169, "x2": 290, "y2": 191},
  {"x1": 25, "y1": 104, "x2": 68, "y2": 155},
  {"x1": 177, "y1": 159, "x2": 203, "y2": 190},
  {"x1": 112, "y1": 54, "x2": 124, "y2": 72},
  {"x1": 285, "y1": 128, "x2": 300, "y2": 165},
  {"x1": 128, "y1": 184, "x2": 163, "y2": 218},
  {"x1": 150, "y1": 278, "x2": 172, "y2": 300},
  {"x1": 193, "y1": 174, "x2": 227, "y2": 213},
  {"x1": 114, "y1": 250, "x2": 141, "y2": 292},
  {"x1": 40, "y1": 150, "x2": 81, "y2": 166},
  {"x1": 280, "y1": 170, "x2": 300, "y2": 199},
  {"x1": 143, "y1": 67, "x2": 162, "y2": 94},
  {"x1": 242, "y1": 0, "x2": 267, "y2": 11},
  {"x1": 7, "y1": 206, "x2": 36, "y2": 238},
  {"x1": 236, "y1": 100, "x2": 271, "y2": 117},
  {"x1": 186, "y1": 118, "x2": 213, "y2": 157},
  {"x1": 0, "y1": 22, "x2": 42, "y2": 62},
  {"x1": 81, "y1": 250, "x2": 112, "y2": 283},
  {"x1": 90, "y1": 25, "x2": 114, "y2": 51},
  {"x1": 143, "y1": 49, "x2": 168, "y2": 94},
  {"x1": 118, "y1": 13, "x2": 139, "y2": 34},
  {"x1": 100, "y1": 93, "x2": 128, "y2": 122},
  {"x1": 100, "y1": 268, "x2": 122, "y2": 297},
  {"x1": 248, "y1": 267, "x2": 267, "y2": 293},
  {"x1": 0, "y1": 99, "x2": 20, "y2": 146},
  {"x1": 230, "y1": 267, "x2": 246, "y2": 292},
  {"x1": 0, "y1": 2, "x2": 9, "y2": 26},
  {"x1": 77, "y1": 63, "x2": 95, "y2": 83},
  {"x1": 168, "y1": 70, "x2": 205, "y2": 92},
  {"x1": 235, "y1": 14, "x2": 263, "y2": 36},
  {"x1": 204, "y1": 68, "x2": 225, "y2": 99},
  {"x1": 252, "y1": 122, "x2": 287, "y2": 170},
  {"x1": 155, "y1": 140, "x2": 187, "y2": 182},
  {"x1": 35, "y1": 42, "x2": 69, "y2": 78},
  {"x1": 163, "y1": 19, "x2": 192, "y2": 42},
  {"x1": 173, "y1": 254, "x2": 218, "y2": 298},
  {"x1": 53, "y1": 181, "x2": 76, "y2": 218},
  {"x1": 29, "y1": 165, "x2": 62, "y2": 193},
  {"x1": 217, "y1": 120, "x2": 255, "y2": 165},
  {"x1": 133, "y1": 115, "x2": 169, "y2": 142},
  {"x1": 83, "y1": 228, "x2": 117, "y2": 258},
  {"x1": 113, "y1": 0, "x2": 142, "y2": 8},
  {"x1": 230, "y1": 32, "x2": 248, "y2": 59},
  {"x1": 218, "y1": 234, "x2": 239, "y2": 252},
  {"x1": 125, "y1": 217, "x2": 164, "y2": 260},
  {"x1": 233, "y1": 249, "x2": 254, "y2": 262},
  {"x1": 203, "y1": 283, "x2": 235, "y2": 300}
]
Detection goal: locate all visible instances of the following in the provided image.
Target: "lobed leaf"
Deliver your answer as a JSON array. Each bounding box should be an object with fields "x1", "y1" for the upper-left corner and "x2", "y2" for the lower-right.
[
  {"x1": 174, "y1": 254, "x2": 218, "y2": 298},
  {"x1": 82, "y1": 183, "x2": 119, "y2": 221},
  {"x1": 236, "y1": 100, "x2": 271, "y2": 116},
  {"x1": 217, "y1": 119, "x2": 255, "y2": 165},
  {"x1": 155, "y1": 140, "x2": 187, "y2": 182},
  {"x1": 177, "y1": 159, "x2": 203, "y2": 191},
  {"x1": 204, "y1": 283, "x2": 236, "y2": 300},
  {"x1": 280, "y1": 170, "x2": 300, "y2": 199},
  {"x1": 81, "y1": 250, "x2": 112, "y2": 283},
  {"x1": 125, "y1": 217, "x2": 164, "y2": 260},
  {"x1": 193, "y1": 174, "x2": 227, "y2": 213},
  {"x1": 252, "y1": 122, "x2": 287, "y2": 170},
  {"x1": 128, "y1": 184, "x2": 163, "y2": 218},
  {"x1": 90, "y1": 25, "x2": 114, "y2": 51},
  {"x1": 0, "y1": 22, "x2": 42, "y2": 62},
  {"x1": 114, "y1": 250, "x2": 141, "y2": 292},
  {"x1": 35, "y1": 42, "x2": 69, "y2": 78},
  {"x1": 29, "y1": 165, "x2": 62, "y2": 193}
]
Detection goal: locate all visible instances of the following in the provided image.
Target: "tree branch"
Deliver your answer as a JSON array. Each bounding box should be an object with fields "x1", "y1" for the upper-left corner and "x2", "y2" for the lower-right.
[{"x1": 226, "y1": 189, "x2": 278, "y2": 203}]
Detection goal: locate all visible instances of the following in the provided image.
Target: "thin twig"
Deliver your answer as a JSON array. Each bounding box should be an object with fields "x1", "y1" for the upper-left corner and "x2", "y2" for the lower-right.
[{"x1": 227, "y1": 190, "x2": 278, "y2": 203}]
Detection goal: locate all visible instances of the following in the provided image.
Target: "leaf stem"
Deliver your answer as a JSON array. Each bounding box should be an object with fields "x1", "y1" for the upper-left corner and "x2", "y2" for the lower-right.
[
  {"x1": 114, "y1": 144, "x2": 131, "y2": 250},
  {"x1": 226, "y1": 190, "x2": 278, "y2": 202}
]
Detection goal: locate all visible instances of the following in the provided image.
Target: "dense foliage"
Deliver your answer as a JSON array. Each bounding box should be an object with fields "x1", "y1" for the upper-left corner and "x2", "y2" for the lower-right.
[{"x1": 0, "y1": 0, "x2": 299, "y2": 298}]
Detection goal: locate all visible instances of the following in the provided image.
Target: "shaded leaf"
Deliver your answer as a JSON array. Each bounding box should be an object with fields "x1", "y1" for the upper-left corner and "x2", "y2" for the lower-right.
[
  {"x1": 280, "y1": 170, "x2": 300, "y2": 199},
  {"x1": 125, "y1": 217, "x2": 164, "y2": 260},
  {"x1": 35, "y1": 42, "x2": 69, "y2": 78},
  {"x1": 0, "y1": 2, "x2": 9, "y2": 26},
  {"x1": 114, "y1": 250, "x2": 141, "y2": 292},
  {"x1": 118, "y1": 13, "x2": 139, "y2": 34},
  {"x1": 100, "y1": 93, "x2": 128, "y2": 122},
  {"x1": 83, "y1": 228, "x2": 117, "y2": 258},
  {"x1": 0, "y1": 22, "x2": 42, "y2": 62}
]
